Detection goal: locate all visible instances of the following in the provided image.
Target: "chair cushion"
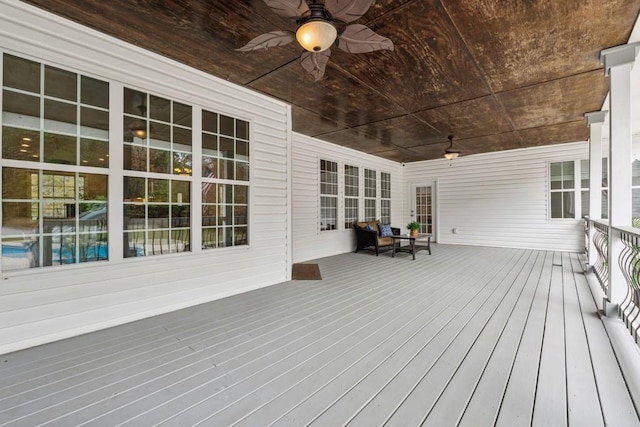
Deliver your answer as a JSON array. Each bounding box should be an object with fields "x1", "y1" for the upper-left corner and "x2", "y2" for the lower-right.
[
  {"x1": 378, "y1": 236, "x2": 395, "y2": 246},
  {"x1": 365, "y1": 225, "x2": 374, "y2": 232},
  {"x1": 356, "y1": 221, "x2": 379, "y2": 234},
  {"x1": 379, "y1": 223, "x2": 394, "y2": 237}
]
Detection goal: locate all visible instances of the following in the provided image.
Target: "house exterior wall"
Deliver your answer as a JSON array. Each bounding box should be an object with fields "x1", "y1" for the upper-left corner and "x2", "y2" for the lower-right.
[
  {"x1": 404, "y1": 141, "x2": 591, "y2": 252},
  {"x1": 291, "y1": 133, "x2": 403, "y2": 262},
  {"x1": 0, "y1": 2, "x2": 290, "y2": 355}
]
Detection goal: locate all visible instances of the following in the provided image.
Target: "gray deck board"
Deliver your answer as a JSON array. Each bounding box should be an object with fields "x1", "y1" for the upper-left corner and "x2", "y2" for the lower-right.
[
  {"x1": 531, "y1": 260, "x2": 567, "y2": 427},
  {"x1": 0, "y1": 245, "x2": 638, "y2": 427},
  {"x1": 562, "y1": 252, "x2": 603, "y2": 427}
]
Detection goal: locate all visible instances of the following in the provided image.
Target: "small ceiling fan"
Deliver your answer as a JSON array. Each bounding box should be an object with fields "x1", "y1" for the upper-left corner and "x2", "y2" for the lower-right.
[{"x1": 237, "y1": 0, "x2": 394, "y2": 81}]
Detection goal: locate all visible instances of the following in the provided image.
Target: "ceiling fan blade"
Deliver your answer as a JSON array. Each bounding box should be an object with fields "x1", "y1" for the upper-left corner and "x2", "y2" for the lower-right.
[
  {"x1": 324, "y1": 0, "x2": 373, "y2": 23},
  {"x1": 301, "y1": 50, "x2": 331, "y2": 81},
  {"x1": 236, "y1": 31, "x2": 296, "y2": 51},
  {"x1": 263, "y1": 0, "x2": 309, "y2": 18},
  {"x1": 336, "y1": 24, "x2": 394, "y2": 54}
]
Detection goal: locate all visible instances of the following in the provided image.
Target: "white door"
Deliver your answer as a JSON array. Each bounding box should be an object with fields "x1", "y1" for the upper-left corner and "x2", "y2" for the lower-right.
[{"x1": 411, "y1": 184, "x2": 435, "y2": 237}]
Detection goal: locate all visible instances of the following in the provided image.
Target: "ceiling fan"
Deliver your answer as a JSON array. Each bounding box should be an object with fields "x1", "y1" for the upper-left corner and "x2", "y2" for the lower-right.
[{"x1": 237, "y1": 0, "x2": 394, "y2": 81}]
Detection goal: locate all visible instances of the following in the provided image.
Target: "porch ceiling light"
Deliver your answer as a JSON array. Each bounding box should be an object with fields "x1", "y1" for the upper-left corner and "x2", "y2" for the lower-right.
[
  {"x1": 444, "y1": 135, "x2": 460, "y2": 160},
  {"x1": 130, "y1": 104, "x2": 147, "y2": 139}
]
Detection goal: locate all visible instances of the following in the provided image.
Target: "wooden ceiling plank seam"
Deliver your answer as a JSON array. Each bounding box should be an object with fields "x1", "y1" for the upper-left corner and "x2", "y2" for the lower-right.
[{"x1": 438, "y1": 0, "x2": 525, "y2": 149}]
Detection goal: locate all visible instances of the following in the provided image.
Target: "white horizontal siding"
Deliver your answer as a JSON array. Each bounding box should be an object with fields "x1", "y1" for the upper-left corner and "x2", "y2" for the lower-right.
[
  {"x1": 291, "y1": 133, "x2": 403, "y2": 262},
  {"x1": 0, "y1": 2, "x2": 290, "y2": 355},
  {"x1": 404, "y1": 141, "x2": 591, "y2": 251}
]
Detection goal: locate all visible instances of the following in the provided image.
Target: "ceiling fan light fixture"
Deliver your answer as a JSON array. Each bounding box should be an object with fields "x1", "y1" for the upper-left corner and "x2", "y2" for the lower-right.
[
  {"x1": 296, "y1": 19, "x2": 337, "y2": 52},
  {"x1": 444, "y1": 151, "x2": 459, "y2": 160},
  {"x1": 131, "y1": 126, "x2": 147, "y2": 139},
  {"x1": 444, "y1": 135, "x2": 460, "y2": 160}
]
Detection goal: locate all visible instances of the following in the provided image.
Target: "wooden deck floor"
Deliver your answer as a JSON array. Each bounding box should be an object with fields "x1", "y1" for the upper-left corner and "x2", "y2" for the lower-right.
[{"x1": 1, "y1": 245, "x2": 639, "y2": 426}]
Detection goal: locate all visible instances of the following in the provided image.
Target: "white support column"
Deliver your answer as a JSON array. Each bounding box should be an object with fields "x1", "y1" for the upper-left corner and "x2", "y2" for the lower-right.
[
  {"x1": 600, "y1": 42, "x2": 640, "y2": 309},
  {"x1": 585, "y1": 110, "x2": 607, "y2": 268}
]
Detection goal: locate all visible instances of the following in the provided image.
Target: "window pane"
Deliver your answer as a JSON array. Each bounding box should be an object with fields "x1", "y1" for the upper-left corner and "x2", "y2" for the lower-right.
[
  {"x1": 149, "y1": 122, "x2": 171, "y2": 149},
  {"x1": 231, "y1": 161, "x2": 246, "y2": 182},
  {"x1": 150, "y1": 95, "x2": 171, "y2": 122},
  {"x1": 149, "y1": 149, "x2": 171, "y2": 174},
  {"x1": 173, "y1": 127, "x2": 192, "y2": 151},
  {"x1": 45, "y1": 65, "x2": 77, "y2": 101},
  {"x1": 124, "y1": 88, "x2": 147, "y2": 116},
  {"x1": 203, "y1": 158, "x2": 218, "y2": 179},
  {"x1": 173, "y1": 102, "x2": 192, "y2": 127},
  {"x1": 551, "y1": 192, "x2": 563, "y2": 218},
  {"x1": 203, "y1": 111, "x2": 218, "y2": 133},
  {"x1": 44, "y1": 99, "x2": 77, "y2": 132},
  {"x1": 633, "y1": 160, "x2": 640, "y2": 186},
  {"x1": 220, "y1": 137, "x2": 234, "y2": 159},
  {"x1": 2, "y1": 126, "x2": 39, "y2": 161},
  {"x1": 80, "y1": 138, "x2": 109, "y2": 167},
  {"x1": 580, "y1": 159, "x2": 589, "y2": 189},
  {"x1": 633, "y1": 189, "x2": 640, "y2": 221},
  {"x1": 220, "y1": 115, "x2": 234, "y2": 137},
  {"x1": 581, "y1": 190, "x2": 589, "y2": 218},
  {"x1": 3, "y1": 54, "x2": 40, "y2": 93},
  {"x1": 320, "y1": 196, "x2": 337, "y2": 230},
  {"x1": 562, "y1": 192, "x2": 575, "y2": 218},
  {"x1": 124, "y1": 145, "x2": 147, "y2": 171},
  {"x1": 236, "y1": 120, "x2": 249, "y2": 140},
  {"x1": 550, "y1": 162, "x2": 562, "y2": 190},
  {"x1": 202, "y1": 134, "x2": 218, "y2": 155},
  {"x1": 81, "y1": 76, "x2": 109, "y2": 109},
  {"x1": 80, "y1": 107, "x2": 109, "y2": 138},
  {"x1": 3, "y1": 91, "x2": 40, "y2": 127},
  {"x1": 44, "y1": 133, "x2": 76, "y2": 165},
  {"x1": 563, "y1": 162, "x2": 574, "y2": 189},
  {"x1": 2, "y1": 201, "x2": 39, "y2": 235},
  {"x1": 173, "y1": 153, "x2": 192, "y2": 176},
  {"x1": 172, "y1": 180, "x2": 190, "y2": 203}
]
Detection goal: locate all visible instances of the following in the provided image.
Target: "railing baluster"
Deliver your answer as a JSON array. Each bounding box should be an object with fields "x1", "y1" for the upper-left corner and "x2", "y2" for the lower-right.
[{"x1": 590, "y1": 217, "x2": 640, "y2": 343}]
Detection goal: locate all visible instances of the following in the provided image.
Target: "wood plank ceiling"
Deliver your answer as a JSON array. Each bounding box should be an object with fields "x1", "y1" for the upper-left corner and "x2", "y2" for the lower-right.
[{"x1": 20, "y1": 0, "x2": 640, "y2": 162}]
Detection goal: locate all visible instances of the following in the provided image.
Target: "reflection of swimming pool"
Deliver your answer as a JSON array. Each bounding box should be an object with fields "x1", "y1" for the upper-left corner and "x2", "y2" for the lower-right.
[
  {"x1": 2, "y1": 244, "x2": 33, "y2": 255},
  {"x1": 2, "y1": 242, "x2": 111, "y2": 264}
]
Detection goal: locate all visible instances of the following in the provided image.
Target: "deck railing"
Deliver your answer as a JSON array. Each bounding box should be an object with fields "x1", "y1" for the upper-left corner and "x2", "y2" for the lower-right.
[
  {"x1": 590, "y1": 219, "x2": 609, "y2": 295},
  {"x1": 587, "y1": 218, "x2": 640, "y2": 342}
]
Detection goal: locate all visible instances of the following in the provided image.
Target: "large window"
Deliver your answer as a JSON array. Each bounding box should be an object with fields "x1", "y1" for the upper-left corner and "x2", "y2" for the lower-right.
[
  {"x1": 201, "y1": 110, "x2": 250, "y2": 249},
  {"x1": 320, "y1": 159, "x2": 338, "y2": 231},
  {"x1": 123, "y1": 89, "x2": 192, "y2": 257},
  {"x1": 1, "y1": 54, "x2": 254, "y2": 271},
  {"x1": 344, "y1": 165, "x2": 359, "y2": 229},
  {"x1": 1, "y1": 54, "x2": 109, "y2": 270},
  {"x1": 380, "y1": 172, "x2": 391, "y2": 224},
  {"x1": 364, "y1": 168, "x2": 377, "y2": 221},
  {"x1": 550, "y1": 161, "x2": 576, "y2": 219}
]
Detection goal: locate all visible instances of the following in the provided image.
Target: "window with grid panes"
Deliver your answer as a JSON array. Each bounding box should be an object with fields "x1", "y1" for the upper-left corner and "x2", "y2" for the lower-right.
[
  {"x1": 344, "y1": 164, "x2": 359, "y2": 229},
  {"x1": 1, "y1": 54, "x2": 109, "y2": 270},
  {"x1": 122, "y1": 88, "x2": 192, "y2": 257},
  {"x1": 320, "y1": 159, "x2": 338, "y2": 231},
  {"x1": 550, "y1": 161, "x2": 576, "y2": 219},
  {"x1": 380, "y1": 172, "x2": 391, "y2": 224},
  {"x1": 201, "y1": 109, "x2": 250, "y2": 248},
  {"x1": 364, "y1": 168, "x2": 377, "y2": 221}
]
